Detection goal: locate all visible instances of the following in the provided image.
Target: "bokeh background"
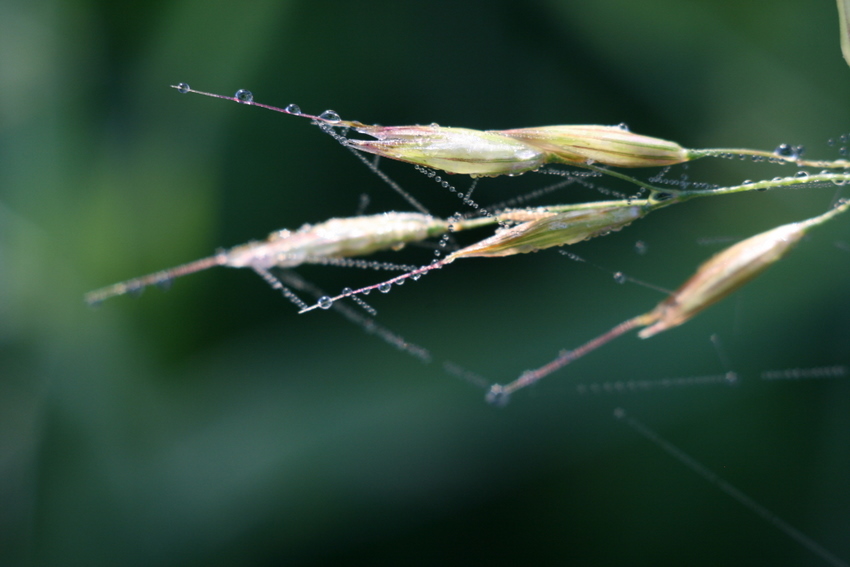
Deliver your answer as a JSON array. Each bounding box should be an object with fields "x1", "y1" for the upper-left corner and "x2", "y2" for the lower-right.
[{"x1": 2, "y1": 0, "x2": 849, "y2": 565}]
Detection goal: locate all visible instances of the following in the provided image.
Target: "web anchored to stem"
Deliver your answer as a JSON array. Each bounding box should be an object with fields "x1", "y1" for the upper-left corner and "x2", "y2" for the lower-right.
[{"x1": 88, "y1": 83, "x2": 850, "y2": 407}]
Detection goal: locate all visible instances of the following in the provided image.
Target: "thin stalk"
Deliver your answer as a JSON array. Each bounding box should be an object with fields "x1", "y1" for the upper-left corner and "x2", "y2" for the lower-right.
[
  {"x1": 485, "y1": 313, "x2": 658, "y2": 406},
  {"x1": 690, "y1": 148, "x2": 850, "y2": 169}
]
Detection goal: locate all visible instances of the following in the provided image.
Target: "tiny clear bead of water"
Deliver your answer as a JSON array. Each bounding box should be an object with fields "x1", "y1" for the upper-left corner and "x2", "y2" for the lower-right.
[
  {"x1": 319, "y1": 110, "x2": 341, "y2": 123},
  {"x1": 176, "y1": 83, "x2": 190, "y2": 93},
  {"x1": 774, "y1": 143, "x2": 796, "y2": 158},
  {"x1": 235, "y1": 89, "x2": 253, "y2": 103}
]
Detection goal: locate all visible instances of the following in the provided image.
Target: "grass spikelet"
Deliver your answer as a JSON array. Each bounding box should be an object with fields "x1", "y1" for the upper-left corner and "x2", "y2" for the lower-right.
[
  {"x1": 498, "y1": 125, "x2": 690, "y2": 168},
  {"x1": 638, "y1": 199, "x2": 850, "y2": 338},
  {"x1": 346, "y1": 125, "x2": 547, "y2": 178},
  {"x1": 85, "y1": 212, "x2": 453, "y2": 306},
  {"x1": 448, "y1": 204, "x2": 647, "y2": 259}
]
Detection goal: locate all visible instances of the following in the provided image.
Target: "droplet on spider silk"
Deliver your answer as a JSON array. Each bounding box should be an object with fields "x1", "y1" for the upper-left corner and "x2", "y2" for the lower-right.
[
  {"x1": 155, "y1": 278, "x2": 173, "y2": 291},
  {"x1": 341, "y1": 287, "x2": 354, "y2": 296},
  {"x1": 485, "y1": 385, "x2": 510, "y2": 407},
  {"x1": 319, "y1": 110, "x2": 341, "y2": 123},
  {"x1": 795, "y1": 171, "x2": 809, "y2": 179},
  {"x1": 235, "y1": 89, "x2": 253, "y2": 103},
  {"x1": 617, "y1": 123, "x2": 630, "y2": 131},
  {"x1": 634, "y1": 241, "x2": 648, "y2": 255},
  {"x1": 285, "y1": 104, "x2": 301, "y2": 115},
  {"x1": 317, "y1": 296, "x2": 334, "y2": 310},
  {"x1": 378, "y1": 282, "x2": 392, "y2": 293},
  {"x1": 773, "y1": 143, "x2": 796, "y2": 158},
  {"x1": 176, "y1": 82, "x2": 190, "y2": 93},
  {"x1": 613, "y1": 272, "x2": 627, "y2": 284},
  {"x1": 127, "y1": 285, "x2": 145, "y2": 298}
]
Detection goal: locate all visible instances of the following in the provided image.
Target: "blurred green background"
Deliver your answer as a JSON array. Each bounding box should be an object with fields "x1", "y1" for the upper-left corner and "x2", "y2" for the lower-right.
[{"x1": 2, "y1": 0, "x2": 849, "y2": 565}]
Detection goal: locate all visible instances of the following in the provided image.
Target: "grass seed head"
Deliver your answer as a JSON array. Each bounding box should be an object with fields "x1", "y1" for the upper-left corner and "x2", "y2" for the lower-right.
[
  {"x1": 347, "y1": 124, "x2": 547, "y2": 177},
  {"x1": 450, "y1": 204, "x2": 645, "y2": 259},
  {"x1": 225, "y1": 212, "x2": 450, "y2": 269},
  {"x1": 498, "y1": 125, "x2": 690, "y2": 168},
  {"x1": 639, "y1": 201, "x2": 850, "y2": 338}
]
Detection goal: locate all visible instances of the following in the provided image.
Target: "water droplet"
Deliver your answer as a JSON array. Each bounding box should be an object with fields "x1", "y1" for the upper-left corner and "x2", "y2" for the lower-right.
[
  {"x1": 774, "y1": 143, "x2": 795, "y2": 158},
  {"x1": 617, "y1": 123, "x2": 629, "y2": 131},
  {"x1": 742, "y1": 179, "x2": 753, "y2": 185},
  {"x1": 613, "y1": 272, "x2": 627, "y2": 284},
  {"x1": 634, "y1": 241, "x2": 648, "y2": 255},
  {"x1": 430, "y1": 122, "x2": 440, "y2": 127},
  {"x1": 176, "y1": 82, "x2": 190, "y2": 93},
  {"x1": 485, "y1": 385, "x2": 510, "y2": 407},
  {"x1": 795, "y1": 171, "x2": 809, "y2": 179},
  {"x1": 341, "y1": 287, "x2": 354, "y2": 295},
  {"x1": 235, "y1": 89, "x2": 253, "y2": 103},
  {"x1": 395, "y1": 278, "x2": 405, "y2": 286},
  {"x1": 156, "y1": 278, "x2": 173, "y2": 291},
  {"x1": 319, "y1": 110, "x2": 341, "y2": 123},
  {"x1": 411, "y1": 273, "x2": 422, "y2": 281},
  {"x1": 841, "y1": 146, "x2": 849, "y2": 157},
  {"x1": 378, "y1": 282, "x2": 392, "y2": 293},
  {"x1": 317, "y1": 296, "x2": 334, "y2": 309},
  {"x1": 285, "y1": 103, "x2": 301, "y2": 115}
]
